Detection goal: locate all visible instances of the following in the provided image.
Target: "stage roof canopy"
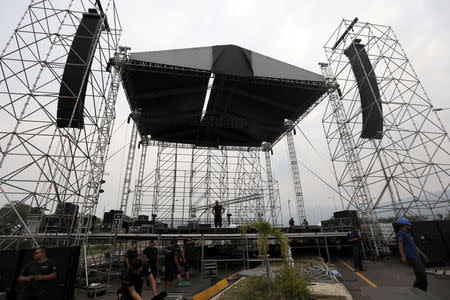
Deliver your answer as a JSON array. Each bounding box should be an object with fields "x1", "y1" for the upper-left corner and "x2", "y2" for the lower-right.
[{"x1": 121, "y1": 44, "x2": 327, "y2": 148}]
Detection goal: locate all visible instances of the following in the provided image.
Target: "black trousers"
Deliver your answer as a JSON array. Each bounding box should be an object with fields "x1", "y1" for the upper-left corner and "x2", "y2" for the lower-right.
[
  {"x1": 407, "y1": 258, "x2": 427, "y2": 291},
  {"x1": 352, "y1": 245, "x2": 363, "y2": 269}
]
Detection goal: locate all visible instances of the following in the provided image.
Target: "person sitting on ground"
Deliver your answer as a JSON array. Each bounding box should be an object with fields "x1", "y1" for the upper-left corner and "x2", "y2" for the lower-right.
[
  {"x1": 118, "y1": 258, "x2": 157, "y2": 300},
  {"x1": 212, "y1": 201, "x2": 225, "y2": 231},
  {"x1": 17, "y1": 247, "x2": 57, "y2": 300},
  {"x1": 125, "y1": 241, "x2": 139, "y2": 269},
  {"x1": 397, "y1": 218, "x2": 429, "y2": 291},
  {"x1": 163, "y1": 239, "x2": 182, "y2": 288}
]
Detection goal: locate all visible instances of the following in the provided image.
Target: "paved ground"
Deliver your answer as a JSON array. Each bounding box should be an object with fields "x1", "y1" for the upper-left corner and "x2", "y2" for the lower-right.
[{"x1": 334, "y1": 258, "x2": 450, "y2": 300}]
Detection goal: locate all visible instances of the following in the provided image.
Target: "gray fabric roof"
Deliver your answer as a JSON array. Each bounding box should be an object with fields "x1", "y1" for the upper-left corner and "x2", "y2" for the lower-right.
[{"x1": 130, "y1": 45, "x2": 324, "y2": 82}]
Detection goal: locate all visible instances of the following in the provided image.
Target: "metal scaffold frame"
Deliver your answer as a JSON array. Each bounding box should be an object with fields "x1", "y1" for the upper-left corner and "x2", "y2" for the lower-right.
[
  {"x1": 286, "y1": 130, "x2": 307, "y2": 226},
  {"x1": 0, "y1": 0, "x2": 122, "y2": 247},
  {"x1": 322, "y1": 19, "x2": 450, "y2": 252},
  {"x1": 128, "y1": 142, "x2": 283, "y2": 227}
]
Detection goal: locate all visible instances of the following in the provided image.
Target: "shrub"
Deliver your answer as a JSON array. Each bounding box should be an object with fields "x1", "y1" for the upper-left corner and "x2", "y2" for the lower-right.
[
  {"x1": 232, "y1": 264, "x2": 310, "y2": 300},
  {"x1": 272, "y1": 264, "x2": 310, "y2": 300}
]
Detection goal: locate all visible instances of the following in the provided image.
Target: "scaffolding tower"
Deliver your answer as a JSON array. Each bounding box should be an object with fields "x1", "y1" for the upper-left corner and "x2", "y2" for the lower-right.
[
  {"x1": 0, "y1": 0, "x2": 122, "y2": 246},
  {"x1": 322, "y1": 19, "x2": 450, "y2": 251},
  {"x1": 286, "y1": 130, "x2": 307, "y2": 226},
  {"x1": 128, "y1": 143, "x2": 282, "y2": 227}
]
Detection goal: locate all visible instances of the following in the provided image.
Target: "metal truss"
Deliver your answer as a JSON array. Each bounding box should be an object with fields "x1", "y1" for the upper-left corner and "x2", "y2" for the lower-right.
[
  {"x1": 130, "y1": 145, "x2": 282, "y2": 227},
  {"x1": 0, "y1": 0, "x2": 122, "y2": 246},
  {"x1": 119, "y1": 122, "x2": 138, "y2": 214},
  {"x1": 322, "y1": 19, "x2": 450, "y2": 249},
  {"x1": 286, "y1": 130, "x2": 307, "y2": 226}
]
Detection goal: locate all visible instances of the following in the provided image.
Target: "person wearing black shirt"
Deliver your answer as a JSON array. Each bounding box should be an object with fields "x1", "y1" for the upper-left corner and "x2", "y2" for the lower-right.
[
  {"x1": 17, "y1": 247, "x2": 57, "y2": 300},
  {"x1": 119, "y1": 258, "x2": 157, "y2": 300},
  {"x1": 182, "y1": 238, "x2": 201, "y2": 281},
  {"x1": 142, "y1": 240, "x2": 158, "y2": 277},
  {"x1": 288, "y1": 217, "x2": 295, "y2": 232},
  {"x1": 125, "y1": 242, "x2": 139, "y2": 269},
  {"x1": 211, "y1": 201, "x2": 225, "y2": 231},
  {"x1": 347, "y1": 228, "x2": 365, "y2": 271},
  {"x1": 163, "y1": 240, "x2": 182, "y2": 288}
]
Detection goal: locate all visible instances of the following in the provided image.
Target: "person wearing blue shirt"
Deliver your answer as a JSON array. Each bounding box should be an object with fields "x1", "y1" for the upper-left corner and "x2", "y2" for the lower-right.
[
  {"x1": 347, "y1": 227, "x2": 365, "y2": 271},
  {"x1": 397, "y1": 218, "x2": 429, "y2": 291}
]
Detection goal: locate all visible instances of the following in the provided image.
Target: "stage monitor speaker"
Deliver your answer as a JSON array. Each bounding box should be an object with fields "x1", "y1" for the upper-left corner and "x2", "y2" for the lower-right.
[
  {"x1": 344, "y1": 41, "x2": 383, "y2": 139},
  {"x1": 411, "y1": 221, "x2": 448, "y2": 266},
  {"x1": 0, "y1": 250, "x2": 22, "y2": 298},
  {"x1": 57, "y1": 9, "x2": 103, "y2": 128}
]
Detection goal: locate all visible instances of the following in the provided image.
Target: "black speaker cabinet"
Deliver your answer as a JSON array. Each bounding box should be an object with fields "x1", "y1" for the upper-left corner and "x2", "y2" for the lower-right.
[
  {"x1": 57, "y1": 9, "x2": 103, "y2": 128},
  {"x1": 344, "y1": 41, "x2": 383, "y2": 139}
]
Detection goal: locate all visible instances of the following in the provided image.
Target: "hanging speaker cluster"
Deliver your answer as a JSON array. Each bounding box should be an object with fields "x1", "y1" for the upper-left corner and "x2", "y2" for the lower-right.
[
  {"x1": 344, "y1": 40, "x2": 383, "y2": 139},
  {"x1": 56, "y1": 9, "x2": 103, "y2": 128}
]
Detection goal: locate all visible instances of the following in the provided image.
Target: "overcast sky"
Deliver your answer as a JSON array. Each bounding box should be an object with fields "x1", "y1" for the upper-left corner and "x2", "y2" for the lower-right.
[{"x1": 1, "y1": 0, "x2": 449, "y2": 225}]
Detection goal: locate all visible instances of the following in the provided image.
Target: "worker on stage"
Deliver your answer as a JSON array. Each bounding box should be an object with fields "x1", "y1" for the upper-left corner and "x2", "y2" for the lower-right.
[
  {"x1": 288, "y1": 217, "x2": 295, "y2": 232},
  {"x1": 347, "y1": 228, "x2": 365, "y2": 271},
  {"x1": 163, "y1": 240, "x2": 182, "y2": 288},
  {"x1": 118, "y1": 258, "x2": 158, "y2": 299},
  {"x1": 17, "y1": 247, "x2": 57, "y2": 300},
  {"x1": 397, "y1": 218, "x2": 429, "y2": 291},
  {"x1": 125, "y1": 241, "x2": 139, "y2": 269},
  {"x1": 212, "y1": 201, "x2": 225, "y2": 232}
]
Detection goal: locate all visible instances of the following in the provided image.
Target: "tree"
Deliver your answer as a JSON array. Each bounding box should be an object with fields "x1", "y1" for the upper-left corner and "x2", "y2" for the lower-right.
[
  {"x1": 241, "y1": 219, "x2": 288, "y2": 286},
  {"x1": 0, "y1": 203, "x2": 43, "y2": 235}
]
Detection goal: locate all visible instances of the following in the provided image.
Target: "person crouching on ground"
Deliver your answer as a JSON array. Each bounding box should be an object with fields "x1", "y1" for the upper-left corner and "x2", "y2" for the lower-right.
[
  {"x1": 118, "y1": 258, "x2": 157, "y2": 300},
  {"x1": 397, "y1": 218, "x2": 429, "y2": 291}
]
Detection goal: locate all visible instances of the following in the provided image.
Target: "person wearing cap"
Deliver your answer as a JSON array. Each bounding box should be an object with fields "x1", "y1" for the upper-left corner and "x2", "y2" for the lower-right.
[
  {"x1": 347, "y1": 227, "x2": 365, "y2": 271},
  {"x1": 397, "y1": 218, "x2": 429, "y2": 291}
]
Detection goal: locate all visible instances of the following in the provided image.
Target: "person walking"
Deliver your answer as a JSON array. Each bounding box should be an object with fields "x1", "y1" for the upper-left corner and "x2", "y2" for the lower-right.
[
  {"x1": 17, "y1": 247, "x2": 57, "y2": 300},
  {"x1": 181, "y1": 238, "x2": 201, "y2": 281},
  {"x1": 163, "y1": 240, "x2": 182, "y2": 288},
  {"x1": 212, "y1": 201, "x2": 225, "y2": 232},
  {"x1": 125, "y1": 241, "x2": 139, "y2": 269},
  {"x1": 347, "y1": 228, "x2": 365, "y2": 271},
  {"x1": 142, "y1": 240, "x2": 158, "y2": 278},
  {"x1": 397, "y1": 218, "x2": 429, "y2": 291}
]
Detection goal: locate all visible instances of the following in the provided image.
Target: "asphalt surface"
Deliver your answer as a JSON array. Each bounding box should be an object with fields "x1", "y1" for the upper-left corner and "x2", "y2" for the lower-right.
[{"x1": 335, "y1": 258, "x2": 450, "y2": 300}]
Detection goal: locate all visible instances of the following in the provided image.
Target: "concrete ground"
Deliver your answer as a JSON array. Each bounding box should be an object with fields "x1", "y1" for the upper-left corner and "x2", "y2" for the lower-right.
[{"x1": 334, "y1": 258, "x2": 450, "y2": 300}]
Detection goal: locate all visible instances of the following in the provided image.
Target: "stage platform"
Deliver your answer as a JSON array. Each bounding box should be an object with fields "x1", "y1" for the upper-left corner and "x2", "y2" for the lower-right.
[{"x1": 0, "y1": 231, "x2": 348, "y2": 240}]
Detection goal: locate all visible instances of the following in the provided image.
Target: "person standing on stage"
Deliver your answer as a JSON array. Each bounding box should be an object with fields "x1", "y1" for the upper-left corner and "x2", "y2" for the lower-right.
[
  {"x1": 288, "y1": 217, "x2": 295, "y2": 232},
  {"x1": 142, "y1": 240, "x2": 158, "y2": 278},
  {"x1": 17, "y1": 247, "x2": 57, "y2": 300},
  {"x1": 212, "y1": 201, "x2": 225, "y2": 232},
  {"x1": 163, "y1": 240, "x2": 182, "y2": 288},
  {"x1": 397, "y1": 218, "x2": 429, "y2": 291},
  {"x1": 118, "y1": 258, "x2": 157, "y2": 300},
  {"x1": 125, "y1": 241, "x2": 139, "y2": 269},
  {"x1": 347, "y1": 228, "x2": 365, "y2": 271}
]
